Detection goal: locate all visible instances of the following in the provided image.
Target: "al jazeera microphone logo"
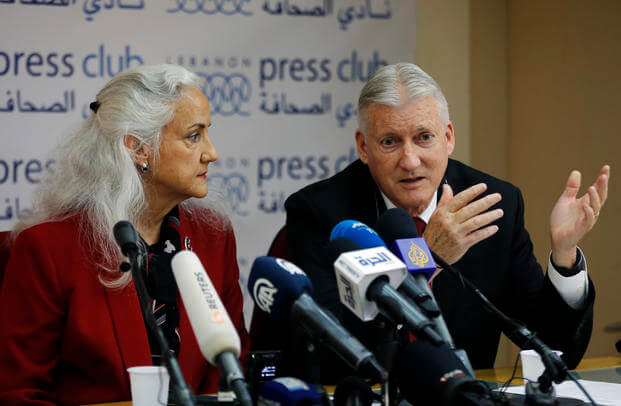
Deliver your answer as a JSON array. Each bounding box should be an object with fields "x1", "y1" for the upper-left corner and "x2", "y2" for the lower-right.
[{"x1": 408, "y1": 241, "x2": 429, "y2": 268}]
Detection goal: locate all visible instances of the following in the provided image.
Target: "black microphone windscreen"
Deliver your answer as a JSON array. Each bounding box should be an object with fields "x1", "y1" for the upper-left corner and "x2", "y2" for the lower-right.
[
  {"x1": 394, "y1": 340, "x2": 484, "y2": 406},
  {"x1": 325, "y1": 238, "x2": 361, "y2": 265},
  {"x1": 113, "y1": 220, "x2": 139, "y2": 257},
  {"x1": 375, "y1": 208, "x2": 418, "y2": 242},
  {"x1": 333, "y1": 376, "x2": 378, "y2": 406}
]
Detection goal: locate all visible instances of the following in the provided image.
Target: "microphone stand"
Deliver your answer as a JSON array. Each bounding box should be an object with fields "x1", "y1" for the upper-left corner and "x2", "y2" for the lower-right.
[
  {"x1": 120, "y1": 243, "x2": 196, "y2": 406},
  {"x1": 430, "y1": 252, "x2": 568, "y2": 398},
  {"x1": 406, "y1": 273, "x2": 475, "y2": 377}
]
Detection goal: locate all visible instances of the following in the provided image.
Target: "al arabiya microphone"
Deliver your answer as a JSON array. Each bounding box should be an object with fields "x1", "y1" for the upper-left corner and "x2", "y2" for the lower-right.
[
  {"x1": 329, "y1": 221, "x2": 443, "y2": 345},
  {"x1": 247, "y1": 256, "x2": 388, "y2": 383},
  {"x1": 171, "y1": 251, "x2": 252, "y2": 406}
]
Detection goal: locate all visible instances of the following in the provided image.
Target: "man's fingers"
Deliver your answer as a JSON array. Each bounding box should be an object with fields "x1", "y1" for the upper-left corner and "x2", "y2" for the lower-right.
[
  {"x1": 587, "y1": 186, "x2": 601, "y2": 218},
  {"x1": 563, "y1": 170, "x2": 581, "y2": 199},
  {"x1": 455, "y1": 192, "x2": 502, "y2": 223},
  {"x1": 465, "y1": 224, "x2": 500, "y2": 248},
  {"x1": 461, "y1": 208, "x2": 504, "y2": 233},
  {"x1": 445, "y1": 183, "x2": 487, "y2": 211},
  {"x1": 595, "y1": 165, "x2": 610, "y2": 205},
  {"x1": 438, "y1": 183, "x2": 454, "y2": 206}
]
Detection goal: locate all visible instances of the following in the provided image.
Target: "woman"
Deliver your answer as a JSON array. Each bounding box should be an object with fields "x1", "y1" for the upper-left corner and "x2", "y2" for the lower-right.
[{"x1": 0, "y1": 64, "x2": 249, "y2": 405}]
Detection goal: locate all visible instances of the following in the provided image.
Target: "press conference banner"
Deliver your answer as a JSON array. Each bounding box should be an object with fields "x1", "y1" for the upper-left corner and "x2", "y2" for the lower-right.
[{"x1": 0, "y1": 0, "x2": 415, "y2": 323}]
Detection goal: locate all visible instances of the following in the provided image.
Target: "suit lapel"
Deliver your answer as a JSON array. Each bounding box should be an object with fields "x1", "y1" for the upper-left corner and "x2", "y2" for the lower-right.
[
  {"x1": 432, "y1": 159, "x2": 469, "y2": 337},
  {"x1": 352, "y1": 160, "x2": 387, "y2": 226},
  {"x1": 104, "y1": 210, "x2": 202, "y2": 391},
  {"x1": 104, "y1": 281, "x2": 152, "y2": 373}
]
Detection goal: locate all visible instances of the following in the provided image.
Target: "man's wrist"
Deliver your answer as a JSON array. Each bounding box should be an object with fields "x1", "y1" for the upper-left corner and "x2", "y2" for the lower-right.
[
  {"x1": 550, "y1": 247, "x2": 584, "y2": 277},
  {"x1": 551, "y1": 246, "x2": 578, "y2": 269}
]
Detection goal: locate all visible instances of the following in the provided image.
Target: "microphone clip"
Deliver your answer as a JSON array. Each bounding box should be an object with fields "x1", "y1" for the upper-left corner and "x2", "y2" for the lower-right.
[
  {"x1": 119, "y1": 261, "x2": 132, "y2": 273},
  {"x1": 525, "y1": 371, "x2": 558, "y2": 406}
]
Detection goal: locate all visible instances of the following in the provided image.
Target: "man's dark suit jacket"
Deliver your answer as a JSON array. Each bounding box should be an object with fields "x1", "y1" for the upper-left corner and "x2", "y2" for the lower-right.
[{"x1": 280, "y1": 158, "x2": 594, "y2": 381}]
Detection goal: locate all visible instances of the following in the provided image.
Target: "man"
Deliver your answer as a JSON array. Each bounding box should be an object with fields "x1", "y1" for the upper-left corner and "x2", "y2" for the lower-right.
[{"x1": 283, "y1": 63, "x2": 609, "y2": 380}]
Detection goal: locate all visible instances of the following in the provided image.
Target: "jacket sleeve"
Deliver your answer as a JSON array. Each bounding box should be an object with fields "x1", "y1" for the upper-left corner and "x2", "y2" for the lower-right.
[
  {"x1": 505, "y1": 187, "x2": 594, "y2": 369},
  {"x1": 0, "y1": 229, "x2": 65, "y2": 406},
  {"x1": 223, "y1": 227, "x2": 251, "y2": 363}
]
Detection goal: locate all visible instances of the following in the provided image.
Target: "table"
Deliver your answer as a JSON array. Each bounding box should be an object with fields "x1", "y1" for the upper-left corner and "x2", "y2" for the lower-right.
[
  {"x1": 475, "y1": 356, "x2": 621, "y2": 385},
  {"x1": 89, "y1": 356, "x2": 621, "y2": 405}
]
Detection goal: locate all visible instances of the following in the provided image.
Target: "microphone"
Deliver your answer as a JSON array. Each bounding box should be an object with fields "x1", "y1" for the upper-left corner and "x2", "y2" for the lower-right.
[
  {"x1": 376, "y1": 208, "x2": 568, "y2": 385},
  {"x1": 329, "y1": 221, "x2": 443, "y2": 344},
  {"x1": 332, "y1": 219, "x2": 440, "y2": 317},
  {"x1": 171, "y1": 251, "x2": 252, "y2": 406},
  {"x1": 330, "y1": 220, "x2": 386, "y2": 248},
  {"x1": 113, "y1": 221, "x2": 196, "y2": 406},
  {"x1": 374, "y1": 208, "x2": 467, "y2": 287},
  {"x1": 375, "y1": 208, "x2": 453, "y2": 329},
  {"x1": 248, "y1": 256, "x2": 388, "y2": 383},
  {"x1": 113, "y1": 220, "x2": 140, "y2": 258},
  {"x1": 393, "y1": 340, "x2": 491, "y2": 406},
  {"x1": 374, "y1": 209, "x2": 441, "y2": 316},
  {"x1": 376, "y1": 208, "x2": 478, "y2": 374},
  {"x1": 333, "y1": 376, "x2": 381, "y2": 406},
  {"x1": 257, "y1": 377, "x2": 322, "y2": 406}
]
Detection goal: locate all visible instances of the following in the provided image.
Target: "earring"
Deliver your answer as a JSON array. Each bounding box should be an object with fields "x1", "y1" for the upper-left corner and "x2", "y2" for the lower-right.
[{"x1": 141, "y1": 162, "x2": 148, "y2": 173}]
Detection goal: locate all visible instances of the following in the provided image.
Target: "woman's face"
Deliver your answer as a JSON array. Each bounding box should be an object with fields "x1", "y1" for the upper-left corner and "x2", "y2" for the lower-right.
[{"x1": 150, "y1": 87, "x2": 217, "y2": 206}]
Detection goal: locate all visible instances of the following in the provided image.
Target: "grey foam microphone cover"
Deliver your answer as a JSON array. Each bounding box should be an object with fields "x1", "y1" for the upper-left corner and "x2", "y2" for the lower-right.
[{"x1": 171, "y1": 250, "x2": 241, "y2": 364}]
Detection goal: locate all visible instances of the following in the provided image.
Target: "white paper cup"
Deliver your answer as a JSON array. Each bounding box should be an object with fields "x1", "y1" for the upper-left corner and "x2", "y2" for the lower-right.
[
  {"x1": 520, "y1": 349, "x2": 563, "y2": 382},
  {"x1": 127, "y1": 366, "x2": 170, "y2": 406}
]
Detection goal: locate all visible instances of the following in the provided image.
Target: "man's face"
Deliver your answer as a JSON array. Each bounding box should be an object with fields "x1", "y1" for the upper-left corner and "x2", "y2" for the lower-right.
[{"x1": 355, "y1": 96, "x2": 455, "y2": 216}]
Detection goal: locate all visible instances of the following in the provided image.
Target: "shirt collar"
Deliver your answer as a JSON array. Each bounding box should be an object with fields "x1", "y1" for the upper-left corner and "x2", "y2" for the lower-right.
[{"x1": 380, "y1": 191, "x2": 437, "y2": 224}]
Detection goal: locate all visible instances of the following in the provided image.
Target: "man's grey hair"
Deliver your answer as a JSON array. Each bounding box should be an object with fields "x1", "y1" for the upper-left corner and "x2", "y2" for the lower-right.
[
  {"x1": 357, "y1": 62, "x2": 450, "y2": 133},
  {"x1": 13, "y1": 64, "x2": 222, "y2": 288}
]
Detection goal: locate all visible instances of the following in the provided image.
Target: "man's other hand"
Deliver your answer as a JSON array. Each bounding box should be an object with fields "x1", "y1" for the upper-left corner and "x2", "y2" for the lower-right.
[{"x1": 550, "y1": 165, "x2": 610, "y2": 267}]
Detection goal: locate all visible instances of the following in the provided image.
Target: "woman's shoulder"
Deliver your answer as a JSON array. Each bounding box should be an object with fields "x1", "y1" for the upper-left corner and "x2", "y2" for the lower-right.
[
  {"x1": 7, "y1": 214, "x2": 93, "y2": 281},
  {"x1": 180, "y1": 203, "x2": 233, "y2": 234},
  {"x1": 15, "y1": 213, "x2": 84, "y2": 243},
  {"x1": 178, "y1": 204, "x2": 239, "y2": 273}
]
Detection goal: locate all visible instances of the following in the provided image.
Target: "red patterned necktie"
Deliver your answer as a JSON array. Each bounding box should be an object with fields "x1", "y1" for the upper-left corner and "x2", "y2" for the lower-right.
[
  {"x1": 408, "y1": 217, "x2": 429, "y2": 343},
  {"x1": 414, "y1": 217, "x2": 426, "y2": 236}
]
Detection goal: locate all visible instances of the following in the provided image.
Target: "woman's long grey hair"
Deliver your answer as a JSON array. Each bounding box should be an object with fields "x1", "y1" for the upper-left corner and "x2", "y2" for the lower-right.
[{"x1": 14, "y1": 64, "x2": 216, "y2": 288}]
